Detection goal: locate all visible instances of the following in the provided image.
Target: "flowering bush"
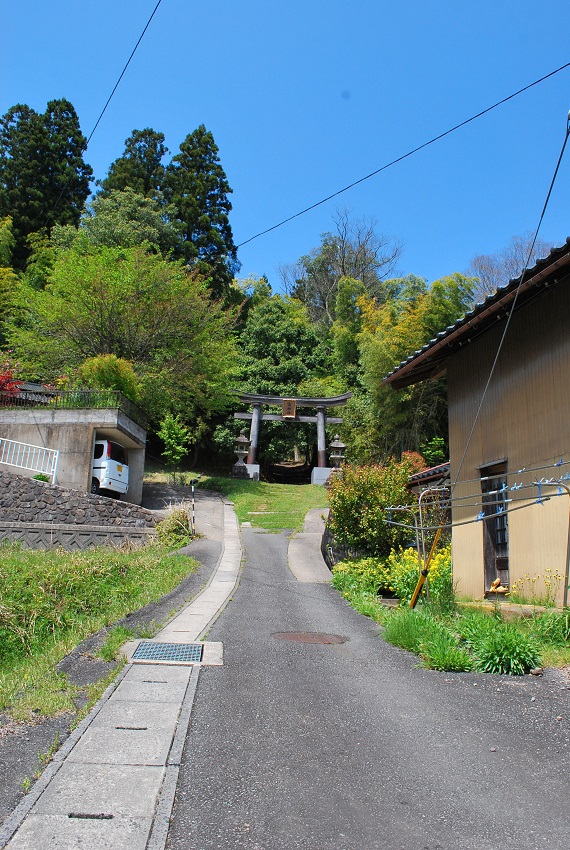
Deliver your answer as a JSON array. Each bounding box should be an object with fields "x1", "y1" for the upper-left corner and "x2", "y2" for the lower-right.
[
  {"x1": 332, "y1": 544, "x2": 453, "y2": 609},
  {"x1": 387, "y1": 545, "x2": 453, "y2": 606},
  {"x1": 327, "y1": 453, "x2": 425, "y2": 557},
  {"x1": 332, "y1": 557, "x2": 391, "y2": 596}
]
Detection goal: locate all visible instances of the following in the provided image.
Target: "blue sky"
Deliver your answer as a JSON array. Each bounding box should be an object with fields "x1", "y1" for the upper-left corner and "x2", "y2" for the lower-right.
[{"x1": 3, "y1": 0, "x2": 570, "y2": 288}]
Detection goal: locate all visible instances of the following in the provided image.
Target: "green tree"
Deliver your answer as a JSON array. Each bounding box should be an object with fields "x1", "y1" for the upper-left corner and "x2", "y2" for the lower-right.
[
  {"x1": 330, "y1": 276, "x2": 366, "y2": 382},
  {"x1": 0, "y1": 216, "x2": 18, "y2": 344},
  {"x1": 20, "y1": 231, "x2": 55, "y2": 290},
  {"x1": 52, "y1": 188, "x2": 181, "y2": 254},
  {"x1": 342, "y1": 273, "x2": 475, "y2": 461},
  {"x1": 0, "y1": 266, "x2": 19, "y2": 347},
  {"x1": 0, "y1": 100, "x2": 92, "y2": 269},
  {"x1": 158, "y1": 412, "x2": 192, "y2": 476},
  {"x1": 97, "y1": 128, "x2": 168, "y2": 200},
  {"x1": 281, "y1": 210, "x2": 401, "y2": 326},
  {"x1": 8, "y1": 245, "x2": 237, "y2": 427},
  {"x1": 213, "y1": 290, "x2": 331, "y2": 465},
  {"x1": 164, "y1": 125, "x2": 239, "y2": 297},
  {"x1": 237, "y1": 293, "x2": 329, "y2": 396},
  {"x1": 0, "y1": 216, "x2": 15, "y2": 267}
]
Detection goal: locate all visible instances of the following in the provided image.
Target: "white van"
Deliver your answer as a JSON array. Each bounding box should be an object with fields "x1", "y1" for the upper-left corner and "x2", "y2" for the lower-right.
[{"x1": 91, "y1": 439, "x2": 129, "y2": 496}]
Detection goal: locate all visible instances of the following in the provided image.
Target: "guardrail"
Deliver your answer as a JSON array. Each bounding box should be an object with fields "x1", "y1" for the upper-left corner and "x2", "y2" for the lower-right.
[
  {"x1": 0, "y1": 437, "x2": 59, "y2": 483},
  {"x1": 0, "y1": 388, "x2": 147, "y2": 428}
]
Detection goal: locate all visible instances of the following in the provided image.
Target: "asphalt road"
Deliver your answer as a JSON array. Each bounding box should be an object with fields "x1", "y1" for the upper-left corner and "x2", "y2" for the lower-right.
[{"x1": 167, "y1": 527, "x2": 569, "y2": 850}]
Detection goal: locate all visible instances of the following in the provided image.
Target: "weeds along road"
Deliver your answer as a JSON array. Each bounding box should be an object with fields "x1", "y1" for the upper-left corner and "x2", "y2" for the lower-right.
[{"x1": 167, "y1": 527, "x2": 569, "y2": 850}]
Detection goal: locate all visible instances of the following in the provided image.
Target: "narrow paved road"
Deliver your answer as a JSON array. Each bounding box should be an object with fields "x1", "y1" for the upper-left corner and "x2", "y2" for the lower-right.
[{"x1": 167, "y1": 528, "x2": 569, "y2": 850}]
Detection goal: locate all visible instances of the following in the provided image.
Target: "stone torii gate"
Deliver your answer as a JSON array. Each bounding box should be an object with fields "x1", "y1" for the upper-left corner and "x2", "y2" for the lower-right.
[{"x1": 234, "y1": 391, "x2": 351, "y2": 482}]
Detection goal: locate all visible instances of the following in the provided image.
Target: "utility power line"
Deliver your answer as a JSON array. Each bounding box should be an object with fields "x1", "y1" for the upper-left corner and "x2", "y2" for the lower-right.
[
  {"x1": 85, "y1": 0, "x2": 164, "y2": 146},
  {"x1": 450, "y1": 112, "x2": 570, "y2": 491},
  {"x1": 43, "y1": 0, "x2": 164, "y2": 230},
  {"x1": 237, "y1": 60, "x2": 570, "y2": 248}
]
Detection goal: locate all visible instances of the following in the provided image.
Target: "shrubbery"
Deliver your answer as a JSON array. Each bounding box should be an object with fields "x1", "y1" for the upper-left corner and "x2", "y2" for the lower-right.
[
  {"x1": 332, "y1": 545, "x2": 453, "y2": 609},
  {"x1": 375, "y1": 605, "x2": 540, "y2": 675},
  {"x1": 327, "y1": 454, "x2": 425, "y2": 557},
  {"x1": 156, "y1": 505, "x2": 194, "y2": 548},
  {"x1": 78, "y1": 354, "x2": 141, "y2": 403},
  {"x1": 332, "y1": 548, "x2": 557, "y2": 675},
  {"x1": 331, "y1": 557, "x2": 391, "y2": 596},
  {"x1": 473, "y1": 622, "x2": 540, "y2": 676}
]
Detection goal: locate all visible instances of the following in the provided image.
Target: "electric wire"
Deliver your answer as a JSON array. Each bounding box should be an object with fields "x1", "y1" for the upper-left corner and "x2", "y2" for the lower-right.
[
  {"x1": 388, "y1": 458, "x2": 570, "y2": 532},
  {"x1": 450, "y1": 113, "x2": 570, "y2": 492},
  {"x1": 43, "y1": 0, "x2": 164, "y2": 229},
  {"x1": 236, "y1": 60, "x2": 570, "y2": 248},
  {"x1": 453, "y1": 458, "x2": 570, "y2": 490},
  {"x1": 385, "y1": 495, "x2": 557, "y2": 534},
  {"x1": 85, "y1": 0, "x2": 164, "y2": 146}
]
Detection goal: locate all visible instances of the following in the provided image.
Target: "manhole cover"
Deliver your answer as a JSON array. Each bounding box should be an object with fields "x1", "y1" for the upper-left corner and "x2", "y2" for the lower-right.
[
  {"x1": 132, "y1": 641, "x2": 204, "y2": 664},
  {"x1": 271, "y1": 632, "x2": 348, "y2": 645}
]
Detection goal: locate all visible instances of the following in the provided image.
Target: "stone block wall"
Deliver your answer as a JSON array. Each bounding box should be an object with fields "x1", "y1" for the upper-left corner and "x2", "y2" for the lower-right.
[{"x1": 0, "y1": 470, "x2": 155, "y2": 526}]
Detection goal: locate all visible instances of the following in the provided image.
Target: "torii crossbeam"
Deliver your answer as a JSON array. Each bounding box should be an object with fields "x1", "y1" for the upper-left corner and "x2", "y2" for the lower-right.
[{"x1": 233, "y1": 392, "x2": 352, "y2": 467}]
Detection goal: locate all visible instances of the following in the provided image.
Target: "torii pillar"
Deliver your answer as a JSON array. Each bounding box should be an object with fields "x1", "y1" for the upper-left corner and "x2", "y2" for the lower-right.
[
  {"x1": 316, "y1": 406, "x2": 327, "y2": 467},
  {"x1": 247, "y1": 403, "x2": 262, "y2": 464}
]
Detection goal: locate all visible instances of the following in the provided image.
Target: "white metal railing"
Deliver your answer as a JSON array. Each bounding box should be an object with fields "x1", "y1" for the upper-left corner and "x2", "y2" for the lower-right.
[{"x1": 0, "y1": 437, "x2": 59, "y2": 484}]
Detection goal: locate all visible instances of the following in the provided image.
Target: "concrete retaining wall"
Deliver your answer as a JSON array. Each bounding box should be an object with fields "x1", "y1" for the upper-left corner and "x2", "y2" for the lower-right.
[
  {"x1": 0, "y1": 407, "x2": 146, "y2": 504},
  {"x1": 321, "y1": 521, "x2": 360, "y2": 569}
]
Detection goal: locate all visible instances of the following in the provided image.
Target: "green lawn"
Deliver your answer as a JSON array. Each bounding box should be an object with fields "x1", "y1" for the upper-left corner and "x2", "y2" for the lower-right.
[{"x1": 199, "y1": 477, "x2": 329, "y2": 532}]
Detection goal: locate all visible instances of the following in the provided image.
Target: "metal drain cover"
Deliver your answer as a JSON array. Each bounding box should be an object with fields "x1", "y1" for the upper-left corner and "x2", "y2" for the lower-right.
[
  {"x1": 132, "y1": 641, "x2": 204, "y2": 664},
  {"x1": 271, "y1": 632, "x2": 348, "y2": 645}
]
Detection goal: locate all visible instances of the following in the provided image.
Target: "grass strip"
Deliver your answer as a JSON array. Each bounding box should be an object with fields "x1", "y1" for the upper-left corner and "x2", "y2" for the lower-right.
[
  {"x1": 0, "y1": 542, "x2": 198, "y2": 719},
  {"x1": 332, "y1": 556, "x2": 570, "y2": 674},
  {"x1": 199, "y1": 477, "x2": 328, "y2": 532}
]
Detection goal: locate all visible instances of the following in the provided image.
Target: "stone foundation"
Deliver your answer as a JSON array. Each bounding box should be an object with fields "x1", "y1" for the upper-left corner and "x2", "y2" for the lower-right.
[{"x1": 0, "y1": 470, "x2": 155, "y2": 549}]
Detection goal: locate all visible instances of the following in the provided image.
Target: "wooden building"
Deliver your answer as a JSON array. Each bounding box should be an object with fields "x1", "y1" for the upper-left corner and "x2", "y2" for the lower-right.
[{"x1": 384, "y1": 239, "x2": 570, "y2": 607}]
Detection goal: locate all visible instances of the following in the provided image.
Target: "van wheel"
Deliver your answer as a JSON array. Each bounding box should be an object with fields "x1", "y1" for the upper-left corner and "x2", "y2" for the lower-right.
[{"x1": 91, "y1": 478, "x2": 100, "y2": 495}]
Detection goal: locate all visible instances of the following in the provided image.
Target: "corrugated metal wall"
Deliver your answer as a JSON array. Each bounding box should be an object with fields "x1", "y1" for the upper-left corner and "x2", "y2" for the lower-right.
[{"x1": 447, "y1": 282, "x2": 570, "y2": 605}]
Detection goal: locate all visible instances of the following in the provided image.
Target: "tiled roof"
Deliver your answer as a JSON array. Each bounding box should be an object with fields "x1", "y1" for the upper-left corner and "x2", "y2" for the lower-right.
[
  {"x1": 408, "y1": 461, "x2": 450, "y2": 484},
  {"x1": 383, "y1": 237, "x2": 570, "y2": 389}
]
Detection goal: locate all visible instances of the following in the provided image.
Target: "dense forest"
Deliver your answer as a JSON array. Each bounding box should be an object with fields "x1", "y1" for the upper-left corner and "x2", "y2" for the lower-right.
[{"x1": 0, "y1": 99, "x2": 551, "y2": 470}]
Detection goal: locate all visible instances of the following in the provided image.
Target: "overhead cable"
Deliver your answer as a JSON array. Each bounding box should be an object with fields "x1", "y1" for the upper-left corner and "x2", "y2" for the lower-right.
[
  {"x1": 85, "y1": 0, "x2": 164, "y2": 146},
  {"x1": 237, "y1": 60, "x2": 570, "y2": 248},
  {"x1": 450, "y1": 111, "x2": 570, "y2": 491},
  {"x1": 43, "y1": 0, "x2": 164, "y2": 231}
]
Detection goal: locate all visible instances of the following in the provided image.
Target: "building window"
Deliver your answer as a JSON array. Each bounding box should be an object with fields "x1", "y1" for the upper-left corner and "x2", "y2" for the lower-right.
[{"x1": 480, "y1": 461, "x2": 509, "y2": 593}]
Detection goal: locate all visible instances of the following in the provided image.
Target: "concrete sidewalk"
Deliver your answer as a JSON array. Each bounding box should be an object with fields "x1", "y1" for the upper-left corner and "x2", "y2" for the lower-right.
[
  {"x1": 0, "y1": 503, "x2": 332, "y2": 850},
  {"x1": 0, "y1": 503, "x2": 243, "y2": 850},
  {"x1": 287, "y1": 507, "x2": 331, "y2": 583}
]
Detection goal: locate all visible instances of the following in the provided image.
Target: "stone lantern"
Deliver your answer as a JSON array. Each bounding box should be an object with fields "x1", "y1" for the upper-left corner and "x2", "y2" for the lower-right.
[
  {"x1": 329, "y1": 434, "x2": 346, "y2": 468},
  {"x1": 232, "y1": 429, "x2": 251, "y2": 479}
]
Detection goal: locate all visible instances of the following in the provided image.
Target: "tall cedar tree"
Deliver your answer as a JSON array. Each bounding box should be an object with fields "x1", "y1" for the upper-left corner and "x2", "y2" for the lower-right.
[
  {"x1": 0, "y1": 100, "x2": 92, "y2": 269},
  {"x1": 164, "y1": 125, "x2": 239, "y2": 298},
  {"x1": 97, "y1": 128, "x2": 168, "y2": 201}
]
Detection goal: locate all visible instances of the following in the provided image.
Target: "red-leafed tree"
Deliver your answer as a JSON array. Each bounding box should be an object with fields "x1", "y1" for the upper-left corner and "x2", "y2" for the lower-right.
[{"x1": 0, "y1": 353, "x2": 21, "y2": 399}]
